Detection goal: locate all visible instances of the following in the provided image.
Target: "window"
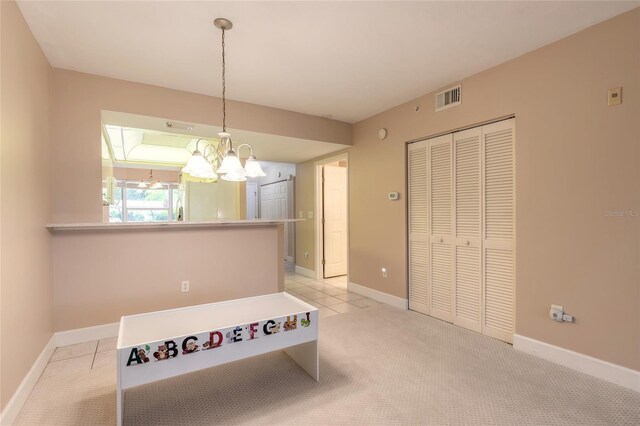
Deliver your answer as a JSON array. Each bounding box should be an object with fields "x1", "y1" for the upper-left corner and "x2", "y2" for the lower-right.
[{"x1": 105, "y1": 180, "x2": 180, "y2": 223}]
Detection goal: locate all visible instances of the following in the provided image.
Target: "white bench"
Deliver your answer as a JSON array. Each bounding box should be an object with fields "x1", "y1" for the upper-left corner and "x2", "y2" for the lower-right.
[{"x1": 116, "y1": 293, "x2": 319, "y2": 426}]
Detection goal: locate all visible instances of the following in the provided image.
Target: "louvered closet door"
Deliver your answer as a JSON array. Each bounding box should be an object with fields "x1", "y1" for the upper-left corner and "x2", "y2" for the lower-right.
[
  {"x1": 453, "y1": 128, "x2": 482, "y2": 332},
  {"x1": 482, "y1": 119, "x2": 515, "y2": 343},
  {"x1": 408, "y1": 141, "x2": 429, "y2": 314},
  {"x1": 429, "y1": 134, "x2": 453, "y2": 322}
]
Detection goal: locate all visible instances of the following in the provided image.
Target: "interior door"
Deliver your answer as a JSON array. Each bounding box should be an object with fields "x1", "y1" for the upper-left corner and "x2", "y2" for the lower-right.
[
  {"x1": 260, "y1": 184, "x2": 274, "y2": 219},
  {"x1": 260, "y1": 180, "x2": 289, "y2": 260},
  {"x1": 246, "y1": 182, "x2": 258, "y2": 219},
  {"x1": 429, "y1": 134, "x2": 453, "y2": 322},
  {"x1": 323, "y1": 165, "x2": 347, "y2": 278},
  {"x1": 453, "y1": 127, "x2": 482, "y2": 332},
  {"x1": 481, "y1": 119, "x2": 515, "y2": 343},
  {"x1": 408, "y1": 140, "x2": 429, "y2": 314}
]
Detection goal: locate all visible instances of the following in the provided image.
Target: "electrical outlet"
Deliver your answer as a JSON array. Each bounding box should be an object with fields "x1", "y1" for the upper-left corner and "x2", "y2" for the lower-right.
[
  {"x1": 381, "y1": 267, "x2": 388, "y2": 278},
  {"x1": 550, "y1": 304, "x2": 564, "y2": 322},
  {"x1": 181, "y1": 281, "x2": 190, "y2": 292}
]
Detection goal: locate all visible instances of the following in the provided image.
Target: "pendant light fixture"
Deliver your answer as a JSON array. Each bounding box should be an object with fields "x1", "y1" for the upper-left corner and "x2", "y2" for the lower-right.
[
  {"x1": 137, "y1": 170, "x2": 163, "y2": 189},
  {"x1": 215, "y1": 18, "x2": 265, "y2": 181},
  {"x1": 181, "y1": 139, "x2": 217, "y2": 179},
  {"x1": 181, "y1": 18, "x2": 266, "y2": 182}
]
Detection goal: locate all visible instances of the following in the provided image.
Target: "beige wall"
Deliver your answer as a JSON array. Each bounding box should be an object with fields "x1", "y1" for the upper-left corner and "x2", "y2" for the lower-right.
[
  {"x1": 336, "y1": 9, "x2": 639, "y2": 370},
  {"x1": 50, "y1": 69, "x2": 351, "y2": 224},
  {"x1": 52, "y1": 224, "x2": 284, "y2": 331},
  {"x1": 0, "y1": 0, "x2": 53, "y2": 410}
]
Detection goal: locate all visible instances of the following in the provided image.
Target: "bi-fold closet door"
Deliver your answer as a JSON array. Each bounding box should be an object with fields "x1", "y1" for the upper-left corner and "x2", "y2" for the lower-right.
[{"x1": 408, "y1": 118, "x2": 515, "y2": 343}]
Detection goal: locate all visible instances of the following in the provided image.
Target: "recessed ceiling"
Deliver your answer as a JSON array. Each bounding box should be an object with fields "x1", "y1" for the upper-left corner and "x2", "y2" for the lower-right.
[
  {"x1": 102, "y1": 125, "x2": 209, "y2": 167},
  {"x1": 18, "y1": 1, "x2": 639, "y2": 123},
  {"x1": 102, "y1": 111, "x2": 348, "y2": 166}
]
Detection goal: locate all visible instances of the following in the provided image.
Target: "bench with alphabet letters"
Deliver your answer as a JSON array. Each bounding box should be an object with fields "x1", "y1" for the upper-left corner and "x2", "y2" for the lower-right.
[{"x1": 116, "y1": 293, "x2": 318, "y2": 426}]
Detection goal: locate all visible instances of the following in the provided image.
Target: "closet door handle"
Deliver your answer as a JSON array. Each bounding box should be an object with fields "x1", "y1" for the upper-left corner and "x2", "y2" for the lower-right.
[
  {"x1": 466, "y1": 240, "x2": 470, "y2": 246},
  {"x1": 439, "y1": 238, "x2": 444, "y2": 243}
]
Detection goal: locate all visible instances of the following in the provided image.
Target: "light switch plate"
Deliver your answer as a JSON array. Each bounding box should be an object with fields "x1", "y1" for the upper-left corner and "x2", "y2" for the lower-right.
[
  {"x1": 307, "y1": 211, "x2": 313, "y2": 219},
  {"x1": 608, "y1": 87, "x2": 622, "y2": 106}
]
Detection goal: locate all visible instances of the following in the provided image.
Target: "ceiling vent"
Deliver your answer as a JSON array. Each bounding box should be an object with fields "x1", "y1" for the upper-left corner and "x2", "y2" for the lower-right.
[
  {"x1": 164, "y1": 121, "x2": 194, "y2": 131},
  {"x1": 435, "y1": 85, "x2": 461, "y2": 112}
]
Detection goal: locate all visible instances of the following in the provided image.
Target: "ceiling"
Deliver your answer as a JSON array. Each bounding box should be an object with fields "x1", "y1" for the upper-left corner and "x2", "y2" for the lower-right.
[
  {"x1": 18, "y1": 1, "x2": 638, "y2": 123},
  {"x1": 102, "y1": 111, "x2": 348, "y2": 166}
]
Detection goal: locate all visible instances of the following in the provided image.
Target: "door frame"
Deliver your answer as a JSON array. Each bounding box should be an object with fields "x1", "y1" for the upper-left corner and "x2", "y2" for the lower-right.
[{"x1": 314, "y1": 153, "x2": 349, "y2": 281}]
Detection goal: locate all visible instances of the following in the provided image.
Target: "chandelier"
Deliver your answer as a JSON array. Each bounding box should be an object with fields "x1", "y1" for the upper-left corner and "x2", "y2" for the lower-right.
[
  {"x1": 182, "y1": 18, "x2": 265, "y2": 182},
  {"x1": 137, "y1": 170, "x2": 163, "y2": 189}
]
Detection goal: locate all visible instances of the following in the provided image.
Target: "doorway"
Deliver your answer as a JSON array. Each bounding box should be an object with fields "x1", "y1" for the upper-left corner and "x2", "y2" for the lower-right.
[{"x1": 315, "y1": 154, "x2": 348, "y2": 279}]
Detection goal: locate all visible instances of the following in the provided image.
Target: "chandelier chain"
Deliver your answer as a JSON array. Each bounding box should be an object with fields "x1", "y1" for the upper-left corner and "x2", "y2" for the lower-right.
[{"x1": 221, "y1": 27, "x2": 226, "y2": 133}]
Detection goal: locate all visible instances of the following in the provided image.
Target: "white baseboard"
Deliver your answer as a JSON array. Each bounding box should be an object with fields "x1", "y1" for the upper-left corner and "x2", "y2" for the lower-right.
[
  {"x1": 294, "y1": 265, "x2": 315, "y2": 279},
  {"x1": 55, "y1": 322, "x2": 120, "y2": 347},
  {"x1": 513, "y1": 334, "x2": 640, "y2": 392},
  {"x1": 348, "y1": 281, "x2": 408, "y2": 310},
  {"x1": 0, "y1": 335, "x2": 56, "y2": 426}
]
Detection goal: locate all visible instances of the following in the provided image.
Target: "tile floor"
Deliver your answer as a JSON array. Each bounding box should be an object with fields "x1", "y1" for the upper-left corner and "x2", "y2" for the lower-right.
[
  {"x1": 283, "y1": 271, "x2": 379, "y2": 318},
  {"x1": 41, "y1": 337, "x2": 117, "y2": 381}
]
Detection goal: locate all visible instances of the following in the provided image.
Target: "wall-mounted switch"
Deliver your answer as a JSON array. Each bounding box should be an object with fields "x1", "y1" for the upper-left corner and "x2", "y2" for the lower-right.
[
  {"x1": 381, "y1": 267, "x2": 388, "y2": 278},
  {"x1": 299, "y1": 211, "x2": 303, "y2": 218},
  {"x1": 388, "y1": 192, "x2": 400, "y2": 201},
  {"x1": 307, "y1": 211, "x2": 313, "y2": 219}
]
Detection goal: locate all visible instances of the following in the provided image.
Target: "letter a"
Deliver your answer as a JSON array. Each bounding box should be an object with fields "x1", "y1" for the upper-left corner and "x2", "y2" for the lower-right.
[{"x1": 126, "y1": 347, "x2": 142, "y2": 366}]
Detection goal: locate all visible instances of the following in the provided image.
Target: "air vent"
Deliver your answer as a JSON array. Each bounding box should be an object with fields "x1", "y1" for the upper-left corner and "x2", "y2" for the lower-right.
[
  {"x1": 435, "y1": 85, "x2": 461, "y2": 112},
  {"x1": 164, "y1": 121, "x2": 194, "y2": 131}
]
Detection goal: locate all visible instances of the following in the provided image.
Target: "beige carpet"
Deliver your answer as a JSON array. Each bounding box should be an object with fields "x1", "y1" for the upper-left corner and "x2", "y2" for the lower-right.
[{"x1": 16, "y1": 305, "x2": 640, "y2": 425}]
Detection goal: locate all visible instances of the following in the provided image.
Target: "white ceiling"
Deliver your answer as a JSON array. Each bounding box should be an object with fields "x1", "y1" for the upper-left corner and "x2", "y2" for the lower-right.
[{"x1": 18, "y1": 1, "x2": 638, "y2": 123}]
